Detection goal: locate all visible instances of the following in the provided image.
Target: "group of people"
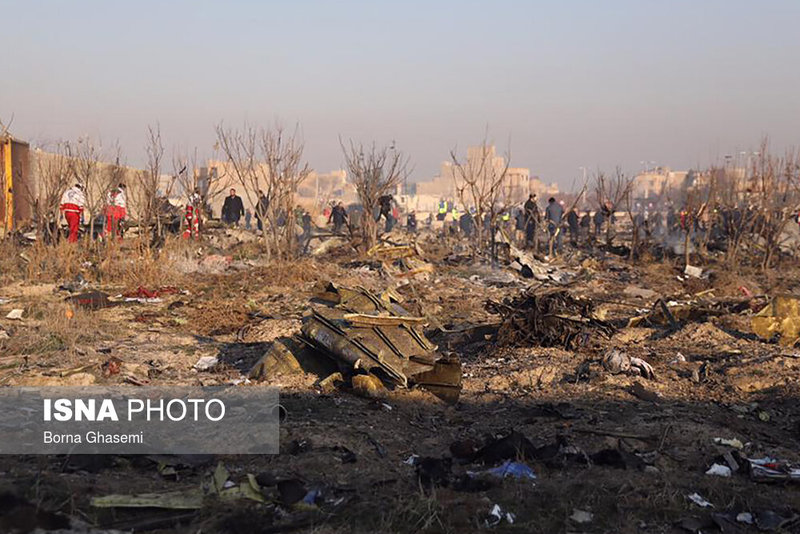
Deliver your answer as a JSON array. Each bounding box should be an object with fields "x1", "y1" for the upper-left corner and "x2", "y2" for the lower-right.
[
  {"x1": 519, "y1": 195, "x2": 615, "y2": 253},
  {"x1": 427, "y1": 194, "x2": 622, "y2": 256},
  {"x1": 323, "y1": 195, "x2": 401, "y2": 236},
  {"x1": 431, "y1": 195, "x2": 570, "y2": 254},
  {"x1": 58, "y1": 182, "x2": 127, "y2": 243}
]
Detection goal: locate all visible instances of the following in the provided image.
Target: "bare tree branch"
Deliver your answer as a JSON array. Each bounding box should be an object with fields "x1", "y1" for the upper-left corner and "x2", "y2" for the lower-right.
[{"x1": 340, "y1": 138, "x2": 410, "y2": 252}]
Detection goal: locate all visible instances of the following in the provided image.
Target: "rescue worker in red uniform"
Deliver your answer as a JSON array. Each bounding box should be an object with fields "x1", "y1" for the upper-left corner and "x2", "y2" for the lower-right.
[
  {"x1": 104, "y1": 183, "x2": 127, "y2": 240},
  {"x1": 60, "y1": 183, "x2": 86, "y2": 243},
  {"x1": 183, "y1": 189, "x2": 202, "y2": 239}
]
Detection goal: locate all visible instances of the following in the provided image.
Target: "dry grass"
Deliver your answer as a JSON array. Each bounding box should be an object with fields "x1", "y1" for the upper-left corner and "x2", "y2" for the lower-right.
[
  {"x1": 23, "y1": 241, "x2": 84, "y2": 282},
  {"x1": 0, "y1": 240, "x2": 26, "y2": 285},
  {"x1": 0, "y1": 237, "x2": 181, "y2": 289},
  {"x1": 188, "y1": 300, "x2": 252, "y2": 336},
  {"x1": 255, "y1": 258, "x2": 342, "y2": 288},
  {"x1": 96, "y1": 238, "x2": 179, "y2": 288},
  {"x1": 0, "y1": 300, "x2": 113, "y2": 365}
]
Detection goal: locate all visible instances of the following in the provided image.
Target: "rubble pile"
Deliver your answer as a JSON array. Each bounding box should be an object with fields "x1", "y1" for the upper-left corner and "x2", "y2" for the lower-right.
[
  {"x1": 628, "y1": 295, "x2": 764, "y2": 328},
  {"x1": 366, "y1": 242, "x2": 434, "y2": 280},
  {"x1": 487, "y1": 287, "x2": 615, "y2": 349}
]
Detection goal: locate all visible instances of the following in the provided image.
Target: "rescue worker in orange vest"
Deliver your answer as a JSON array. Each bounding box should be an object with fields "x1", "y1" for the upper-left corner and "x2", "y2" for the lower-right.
[{"x1": 60, "y1": 183, "x2": 86, "y2": 243}]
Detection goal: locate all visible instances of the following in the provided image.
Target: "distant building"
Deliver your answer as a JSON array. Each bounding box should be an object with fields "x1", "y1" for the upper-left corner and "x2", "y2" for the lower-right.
[
  {"x1": 26, "y1": 146, "x2": 143, "y2": 222},
  {"x1": 297, "y1": 169, "x2": 356, "y2": 207},
  {"x1": 197, "y1": 160, "x2": 351, "y2": 216},
  {"x1": 413, "y1": 145, "x2": 557, "y2": 211},
  {"x1": 632, "y1": 167, "x2": 689, "y2": 200}
]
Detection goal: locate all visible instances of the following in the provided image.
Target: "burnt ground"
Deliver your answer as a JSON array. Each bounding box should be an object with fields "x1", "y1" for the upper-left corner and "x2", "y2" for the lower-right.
[{"x1": 0, "y1": 232, "x2": 799, "y2": 533}]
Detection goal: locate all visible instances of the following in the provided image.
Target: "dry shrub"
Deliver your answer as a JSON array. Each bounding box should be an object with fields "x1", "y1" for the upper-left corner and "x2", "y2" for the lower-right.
[
  {"x1": 96, "y1": 238, "x2": 179, "y2": 288},
  {"x1": 230, "y1": 241, "x2": 264, "y2": 261},
  {"x1": 22, "y1": 240, "x2": 83, "y2": 283},
  {"x1": 0, "y1": 239, "x2": 25, "y2": 284},
  {"x1": 3, "y1": 236, "x2": 184, "y2": 288},
  {"x1": 639, "y1": 257, "x2": 678, "y2": 280},
  {"x1": 189, "y1": 300, "x2": 251, "y2": 336},
  {"x1": 256, "y1": 258, "x2": 337, "y2": 287}
]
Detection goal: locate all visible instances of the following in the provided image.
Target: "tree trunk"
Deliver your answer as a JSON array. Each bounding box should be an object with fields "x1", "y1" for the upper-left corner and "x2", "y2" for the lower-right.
[
  {"x1": 362, "y1": 210, "x2": 377, "y2": 252},
  {"x1": 684, "y1": 230, "x2": 691, "y2": 268}
]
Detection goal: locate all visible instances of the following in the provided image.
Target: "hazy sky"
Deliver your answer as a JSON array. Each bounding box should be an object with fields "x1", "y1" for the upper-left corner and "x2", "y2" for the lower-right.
[{"x1": 2, "y1": 0, "x2": 799, "y2": 189}]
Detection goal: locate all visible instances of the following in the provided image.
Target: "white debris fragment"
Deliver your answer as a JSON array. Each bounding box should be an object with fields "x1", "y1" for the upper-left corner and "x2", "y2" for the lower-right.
[
  {"x1": 486, "y1": 504, "x2": 515, "y2": 527},
  {"x1": 671, "y1": 352, "x2": 687, "y2": 364},
  {"x1": 5, "y1": 309, "x2": 23, "y2": 320},
  {"x1": 684, "y1": 264, "x2": 703, "y2": 278},
  {"x1": 713, "y1": 437, "x2": 744, "y2": 449},
  {"x1": 403, "y1": 454, "x2": 419, "y2": 465},
  {"x1": 705, "y1": 463, "x2": 732, "y2": 477},
  {"x1": 193, "y1": 356, "x2": 219, "y2": 371},
  {"x1": 570, "y1": 509, "x2": 594, "y2": 523},
  {"x1": 687, "y1": 493, "x2": 714, "y2": 508}
]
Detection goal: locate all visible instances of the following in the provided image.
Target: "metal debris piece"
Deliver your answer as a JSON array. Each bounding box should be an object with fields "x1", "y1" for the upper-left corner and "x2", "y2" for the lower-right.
[
  {"x1": 630, "y1": 296, "x2": 763, "y2": 328},
  {"x1": 5, "y1": 309, "x2": 23, "y2": 320},
  {"x1": 67, "y1": 291, "x2": 115, "y2": 310},
  {"x1": 752, "y1": 296, "x2": 800, "y2": 346},
  {"x1": 747, "y1": 456, "x2": 800, "y2": 482},
  {"x1": 684, "y1": 265, "x2": 704, "y2": 278},
  {"x1": 506, "y1": 243, "x2": 573, "y2": 284},
  {"x1": 367, "y1": 242, "x2": 434, "y2": 279},
  {"x1": 91, "y1": 488, "x2": 204, "y2": 509},
  {"x1": 342, "y1": 313, "x2": 427, "y2": 326},
  {"x1": 295, "y1": 282, "x2": 461, "y2": 401}
]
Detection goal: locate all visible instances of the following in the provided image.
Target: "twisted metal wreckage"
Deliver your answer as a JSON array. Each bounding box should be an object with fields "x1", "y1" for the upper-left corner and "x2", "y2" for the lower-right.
[{"x1": 251, "y1": 281, "x2": 463, "y2": 403}]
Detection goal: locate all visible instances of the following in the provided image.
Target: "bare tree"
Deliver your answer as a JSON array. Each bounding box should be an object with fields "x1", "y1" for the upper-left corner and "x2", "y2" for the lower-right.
[
  {"x1": 341, "y1": 139, "x2": 410, "y2": 252},
  {"x1": 716, "y1": 165, "x2": 756, "y2": 269},
  {"x1": 65, "y1": 136, "x2": 108, "y2": 243},
  {"x1": 678, "y1": 171, "x2": 716, "y2": 268},
  {"x1": 173, "y1": 149, "x2": 195, "y2": 201},
  {"x1": 25, "y1": 143, "x2": 71, "y2": 243},
  {"x1": 449, "y1": 137, "x2": 510, "y2": 254},
  {"x1": 594, "y1": 167, "x2": 634, "y2": 247},
  {"x1": 129, "y1": 124, "x2": 171, "y2": 245},
  {"x1": 0, "y1": 116, "x2": 12, "y2": 137},
  {"x1": 174, "y1": 149, "x2": 207, "y2": 202},
  {"x1": 216, "y1": 122, "x2": 311, "y2": 260},
  {"x1": 749, "y1": 141, "x2": 800, "y2": 271}
]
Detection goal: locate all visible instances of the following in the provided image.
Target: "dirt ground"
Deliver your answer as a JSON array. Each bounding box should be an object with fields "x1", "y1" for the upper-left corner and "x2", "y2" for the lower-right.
[{"x1": 1, "y1": 231, "x2": 799, "y2": 534}]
